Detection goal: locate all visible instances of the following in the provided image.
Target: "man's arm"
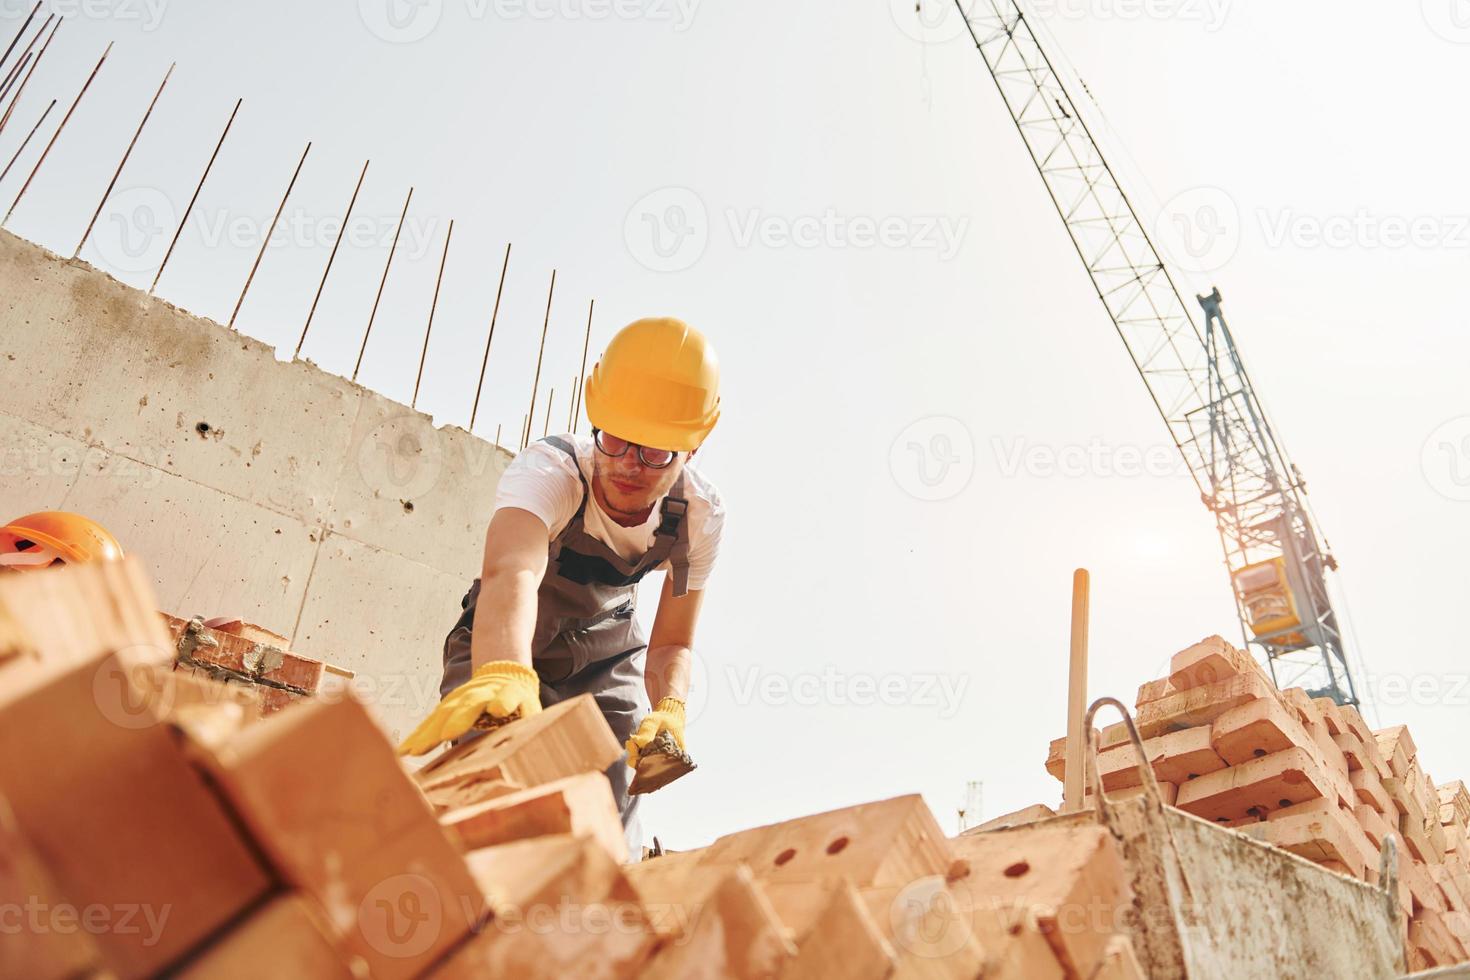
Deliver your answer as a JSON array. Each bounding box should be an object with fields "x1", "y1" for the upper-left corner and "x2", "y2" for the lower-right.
[
  {"x1": 644, "y1": 575, "x2": 706, "y2": 705},
  {"x1": 469, "y1": 507, "x2": 550, "y2": 671}
]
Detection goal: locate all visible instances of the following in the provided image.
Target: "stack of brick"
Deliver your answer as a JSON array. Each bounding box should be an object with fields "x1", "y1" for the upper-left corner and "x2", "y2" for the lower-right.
[
  {"x1": 1, "y1": 557, "x2": 1145, "y2": 979},
  {"x1": 161, "y1": 613, "x2": 342, "y2": 715},
  {"x1": 1045, "y1": 635, "x2": 1470, "y2": 970}
]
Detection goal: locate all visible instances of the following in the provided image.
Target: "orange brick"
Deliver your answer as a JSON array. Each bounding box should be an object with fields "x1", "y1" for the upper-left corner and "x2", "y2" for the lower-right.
[
  {"x1": 1135, "y1": 677, "x2": 1177, "y2": 706},
  {"x1": 640, "y1": 867, "x2": 795, "y2": 980},
  {"x1": 1085, "y1": 781, "x2": 1179, "y2": 807},
  {"x1": 859, "y1": 875, "x2": 989, "y2": 978},
  {"x1": 1135, "y1": 671, "x2": 1274, "y2": 740},
  {"x1": 1309, "y1": 697, "x2": 1350, "y2": 736},
  {"x1": 0, "y1": 656, "x2": 270, "y2": 978},
  {"x1": 174, "y1": 895, "x2": 354, "y2": 980},
  {"x1": 1167, "y1": 635, "x2": 1262, "y2": 691},
  {"x1": 1355, "y1": 803, "x2": 1397, "y2": 850},
  {"x1": 199, "y1": 695, "x2": 485, "y2": 980},
  {"x1": 1374, "y1": 726, "x2": 1417, "y2": 779},
  {"x1": 780, "y1": 879, "x2": 895, "y2": 980},
  {"x1": 450, "y1": 835, "x2": 655, "y2": 979},
  {"x1": 441, "y1": 771, "x2": 626, "y2": 863},
  {"x1": 1350, "y1": 767, "x2": 1392, "y2": 816},
  {"x1": 414, "y1": 694, "x2": 623, "y2": 810},
  {"x1": 623, "y1": 849, "x2": 715, "y2": 939},
  {"x1": 697, "y1": 795, "x2": 953, "y2": 890},
  {"x1": 948, "y1": 823, "x2": 1130, "y2": 979},
  {"x1": 1441, "y1": 781, "x2": 1470, "y2": 827},
  {"x1": 1253, "y1": 799, "x2": 1374, "y2": 879},
  {"x1": 0, "y1": 794, "x2": 103, "y2": 980},
  {"x1": 1175, "y1": 747, "x2": 1330, "y2": 823},
  {"x1": 1209, "y1": 696, "x2": 1311, "y2": 767}
]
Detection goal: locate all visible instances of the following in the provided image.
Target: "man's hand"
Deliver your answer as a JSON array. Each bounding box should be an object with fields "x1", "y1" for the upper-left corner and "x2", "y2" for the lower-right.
[
  {"x1": 626, "y1": 696, "x2": 687, "y2": 768},
  {"x1": 398, "y1": 661, "x2": 542, "y2": 756}
]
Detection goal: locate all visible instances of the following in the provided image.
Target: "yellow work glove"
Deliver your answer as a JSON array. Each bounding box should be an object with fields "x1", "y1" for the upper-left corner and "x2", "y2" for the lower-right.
[
  {"x1": 397, "y1": 660, "x2": 542, "y2": 757},
  {"x1": 626, "y1": 697, "x2": 687, "y2": 768}
]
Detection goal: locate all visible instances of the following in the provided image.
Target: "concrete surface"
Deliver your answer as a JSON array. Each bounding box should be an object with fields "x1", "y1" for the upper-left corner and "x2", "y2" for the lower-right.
[{"x1": 0, "y1": 229, "x2": 511, "y2": 742}]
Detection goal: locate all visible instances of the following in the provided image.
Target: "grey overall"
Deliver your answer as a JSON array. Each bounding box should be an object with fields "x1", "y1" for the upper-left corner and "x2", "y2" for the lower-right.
[{"x1": 440, "y1": 435, "x2": 692, "y2": 855}]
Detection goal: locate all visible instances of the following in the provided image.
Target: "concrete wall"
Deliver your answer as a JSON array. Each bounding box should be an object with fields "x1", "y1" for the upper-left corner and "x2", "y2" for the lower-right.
[{"x1": 0, "y1": 229, "x2": 512, "y2": 742}]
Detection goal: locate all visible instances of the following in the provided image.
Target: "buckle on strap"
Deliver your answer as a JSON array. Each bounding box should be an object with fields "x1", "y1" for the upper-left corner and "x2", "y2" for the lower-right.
[{"x1": 655, "y1": 495, "x2": 689, "y2": 538}]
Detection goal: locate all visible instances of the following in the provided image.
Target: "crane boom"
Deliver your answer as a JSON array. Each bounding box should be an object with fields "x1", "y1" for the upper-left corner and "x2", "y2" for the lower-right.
[{"x1": 954, "y1": 0, "x2": 1359, "y2": 704}]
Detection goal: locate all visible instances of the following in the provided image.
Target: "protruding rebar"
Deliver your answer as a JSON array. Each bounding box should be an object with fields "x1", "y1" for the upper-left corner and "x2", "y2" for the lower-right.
[
  {"x1": 0, "y1": 97, "x2": 52, "y2": 186},
  {"x1": 412, "y1": 218, "x2": 453, "y2": 410},
  {"x1": 150, "y1": 96, "x2": 242, "y2": 294},
  {"x1": 230, "y1": 140, "x2": 311, "y2": 329},
  {"x1": 469, "y1": 242, "x2": 511, "y2": 431},
  {"x1": 566, "y1": 373, "x2": 576, "y2": 430},
  {"x1": 572, "y1": 298, "x2": 593, "y2": 433},
  {"x1": 543, "y1": 388, "x2": 557, "y2": 438},
  {"x1": 0, "y1": 17, "x2": 59, "y2": 138},
  {"x1": 0, "y1": 52, "x2": 31, "y2": 107},
  {"x1": 3, "y1": 42, "x2": 111, "y2": 227},
  {"x1": 74, "y1": 62, "x2": 174, "y2": 259},
  {"x1": 524, "y1": 269, "x2": 556, "y2": 449},
  {"x1": 0, "y1": 3, "x2": 41, "y2": 77},
  {"x1": 0, "y1": 12, "x2": 49, "y2": 99},
  {"x1": 354, "y1": 185, "x2": 412, "y2": 380},
  {"x1": 296, "y1": 158, "x2": 369, "y2": 358},
  {"x1": 494, "y1": 422, "x2": 502, "y2": 449}
]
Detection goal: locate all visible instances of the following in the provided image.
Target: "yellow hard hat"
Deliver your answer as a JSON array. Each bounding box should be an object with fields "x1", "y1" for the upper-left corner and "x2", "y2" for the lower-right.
[{"x1": 583, "y1": 318, "x2": 720, "y2": 452}]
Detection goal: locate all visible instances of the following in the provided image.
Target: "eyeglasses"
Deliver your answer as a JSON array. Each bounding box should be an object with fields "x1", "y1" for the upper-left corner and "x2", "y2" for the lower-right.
[{"x1": 592, "y1": 429, "x2": 679, "y2": 469}]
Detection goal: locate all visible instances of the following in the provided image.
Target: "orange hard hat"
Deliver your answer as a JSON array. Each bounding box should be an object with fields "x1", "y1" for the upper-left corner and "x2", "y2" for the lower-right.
[{"x1": 0, "y1": 511, "x2": 124, "y2": 572}]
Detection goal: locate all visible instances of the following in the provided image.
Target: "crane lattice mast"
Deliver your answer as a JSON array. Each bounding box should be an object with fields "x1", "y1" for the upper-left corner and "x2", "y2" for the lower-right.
[{"x1": 953, "y1": 0, "x2": 1358, "y2": 705}]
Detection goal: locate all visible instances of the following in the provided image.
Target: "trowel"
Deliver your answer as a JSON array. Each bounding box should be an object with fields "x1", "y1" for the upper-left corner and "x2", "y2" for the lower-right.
[{"x1": 629, "y1": 729, "x2": 697, "y2": 795}]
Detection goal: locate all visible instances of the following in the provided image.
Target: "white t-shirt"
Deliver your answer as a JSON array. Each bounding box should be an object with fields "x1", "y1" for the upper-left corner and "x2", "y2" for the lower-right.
[{"x1": 492, "y1": 433, "x2": 725, "y2": 591}]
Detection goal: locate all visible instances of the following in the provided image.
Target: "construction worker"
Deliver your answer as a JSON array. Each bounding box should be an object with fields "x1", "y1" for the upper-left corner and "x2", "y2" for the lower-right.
[
  {"x1": 398, "y1": 317, "x2": 724, "y2": 852},
  {"x1": 0, "y1": 511, "x2": 124, "y2": 571}
]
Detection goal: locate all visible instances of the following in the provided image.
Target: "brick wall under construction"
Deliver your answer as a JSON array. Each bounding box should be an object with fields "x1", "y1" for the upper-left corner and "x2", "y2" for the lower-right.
[{"x1": 0, "y1": 228, "x2": 511, "y2": 742}]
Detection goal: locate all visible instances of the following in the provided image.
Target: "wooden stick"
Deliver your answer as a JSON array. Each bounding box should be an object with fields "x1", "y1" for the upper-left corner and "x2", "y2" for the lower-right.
[{"x1": 1062, "y1": 567, "x2": 1091, "y2": 813}]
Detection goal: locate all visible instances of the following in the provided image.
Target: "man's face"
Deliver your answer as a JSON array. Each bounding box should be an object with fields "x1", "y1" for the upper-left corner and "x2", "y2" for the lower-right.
[{"x1": 590, "y1": 432, "x2": 690, "y2": 521}]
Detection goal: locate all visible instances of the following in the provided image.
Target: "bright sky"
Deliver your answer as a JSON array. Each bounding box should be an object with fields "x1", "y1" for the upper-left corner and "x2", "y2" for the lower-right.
[{"x1": 2, "y1": 0, "x2": 1466, "y2": 849}]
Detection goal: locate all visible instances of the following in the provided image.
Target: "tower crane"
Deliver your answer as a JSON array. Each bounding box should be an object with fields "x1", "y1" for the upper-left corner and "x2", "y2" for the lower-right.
[{"x1": 952, "y1": 0, "x2": 1360, "y2": 705}]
